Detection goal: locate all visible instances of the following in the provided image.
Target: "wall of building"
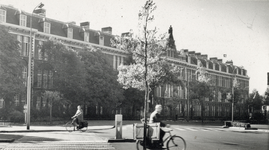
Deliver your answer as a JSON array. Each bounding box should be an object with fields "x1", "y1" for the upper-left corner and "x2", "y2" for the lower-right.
[{"x1": 0, "y1": 4, "x2": 249, "y2": 120}]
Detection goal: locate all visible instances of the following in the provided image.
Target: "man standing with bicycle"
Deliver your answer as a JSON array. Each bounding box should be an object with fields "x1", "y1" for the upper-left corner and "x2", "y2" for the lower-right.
[
  {"x1": 71, "y1": 105, "x2": 83, "y2": 128},
  {"x1": 149, "y1": 104, "x2": 170, "y2": 147}
]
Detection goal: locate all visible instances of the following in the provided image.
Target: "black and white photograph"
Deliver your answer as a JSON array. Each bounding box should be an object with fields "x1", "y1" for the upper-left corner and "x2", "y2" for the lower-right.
[{"x1": 0, "y1": 0, "x2": 268, "y2": 149}]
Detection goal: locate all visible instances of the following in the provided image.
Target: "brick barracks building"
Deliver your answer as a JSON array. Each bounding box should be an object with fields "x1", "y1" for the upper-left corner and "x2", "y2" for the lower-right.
[{"x1": 0, "y1": 4, "x2": 249, "y2": 120}]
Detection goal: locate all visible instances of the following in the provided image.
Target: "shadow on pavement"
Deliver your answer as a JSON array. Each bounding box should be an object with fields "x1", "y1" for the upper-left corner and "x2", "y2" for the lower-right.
[{"x1": 0, "y1": 134, "x2": 23, "y2": 142}]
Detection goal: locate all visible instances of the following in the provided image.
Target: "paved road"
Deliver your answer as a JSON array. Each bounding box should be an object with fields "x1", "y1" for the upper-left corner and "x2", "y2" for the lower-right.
[
  {"x1": 174, "y1": 125, "x2": 268, "y2": 150},
  {"x1": 0, "y1": 130, "x2": 115, "y2": 150},
  {"x1": 0, "y1": 120, "x2": 268, "y2": 150},
  {"x1": 111, "y1": 124, "x2": 269, "y2": 150}
]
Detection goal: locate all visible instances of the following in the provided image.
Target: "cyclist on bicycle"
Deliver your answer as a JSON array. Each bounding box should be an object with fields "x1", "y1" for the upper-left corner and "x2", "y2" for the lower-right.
[
  {"x1": 149, "y1": 104, "x2": 170, "y2": 147},
  {"x1": 71, "y1": 105, "x2": 83, "y2": 128}
]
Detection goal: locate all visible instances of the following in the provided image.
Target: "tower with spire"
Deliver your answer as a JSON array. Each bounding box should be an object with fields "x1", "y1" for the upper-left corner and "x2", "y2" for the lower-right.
[{"x1": 167, "y1": 25, "x2": 176, "y2": 50}]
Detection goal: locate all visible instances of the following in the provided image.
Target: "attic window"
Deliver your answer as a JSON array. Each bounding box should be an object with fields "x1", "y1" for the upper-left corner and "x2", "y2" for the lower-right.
[
  {"x1": 84, "y1": 32, "x2": 89, "y2": 42},
  {"x1": 19, "y1": 14, "x2": 27, "y2": 27},
  {"x1": 67, "y1": 28, "x2": 73, "y2": 39},
  {"x1": 0, "y1": 9, "x2": 6, "y2": 23},
  {"x1": 99, "y1": 35, "x2": 104, "y2": 45},
  {"x1": 44, "y1": 22, "x2": 50, "y2": 34}
]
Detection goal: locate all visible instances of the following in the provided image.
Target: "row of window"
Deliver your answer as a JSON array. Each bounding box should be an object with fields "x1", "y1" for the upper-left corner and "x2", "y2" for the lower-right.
[
  {"x1": 168, "y1": 103, "x2": 242, "y2": 117},
  {"x1": 17, "y1": 35, "x2": 48, "y2": 60},
  {"x1": 155, "y1": 84, "x2": 246, "y2": 103},
  {"x1": 0, "y1": 9, "x2": 94, "y2": 42},
  {"x1": 21, "y1": 67, "x2": 53, "y2": 89},
  {"x1": 37, "y1": 70, "x2": 53, "y2": 89},
  {"x1": 156, "y1": 85, "x2": 185, "y2": 99},
  {"x1": 182, "y1": 68, "x2": 248, "y2": 89}
]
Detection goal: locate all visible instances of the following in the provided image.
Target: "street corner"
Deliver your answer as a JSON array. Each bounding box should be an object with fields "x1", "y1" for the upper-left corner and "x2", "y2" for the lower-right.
[{"x1": 228, "y1": 127, "x2": 269, "y2": 133}]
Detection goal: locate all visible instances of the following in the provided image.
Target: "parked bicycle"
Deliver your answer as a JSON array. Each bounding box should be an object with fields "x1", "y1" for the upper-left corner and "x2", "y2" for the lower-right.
[{"x1": 64, "y1": 118, "x2": 88, "y2": 132}]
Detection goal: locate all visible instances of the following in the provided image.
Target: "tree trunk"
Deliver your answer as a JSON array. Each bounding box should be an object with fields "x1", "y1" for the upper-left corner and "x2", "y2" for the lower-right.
[
  {"x1": 50, "y1": 104, "x2": 52, "y2": 125},
  {"x1": 201, "y1": 100, "x2": 204, "y2": 123},
  {"x1": 49, "y1": 100, "x2": 53, "y2": 125}
]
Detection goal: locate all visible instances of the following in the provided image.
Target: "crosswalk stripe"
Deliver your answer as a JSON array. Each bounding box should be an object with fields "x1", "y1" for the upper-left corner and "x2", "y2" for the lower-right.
[
  {"x1": 186, "y1": 127, "x2": 198, "y2": 131},
  {"x1": 175, "y1": 128, "x2": 185, "y2": 131},
  {"x1": 174, "y1": 127, "x2": 228, "y2": 132}
]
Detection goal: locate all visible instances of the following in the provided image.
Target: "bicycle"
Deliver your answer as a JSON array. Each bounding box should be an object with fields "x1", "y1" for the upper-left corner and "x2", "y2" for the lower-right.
[
  {"x1": 64, "y1": 119, "x2": 88, "y2": 132},
  {"x1": 135, "y1": 125, "x2": 186, "y2": 150}
]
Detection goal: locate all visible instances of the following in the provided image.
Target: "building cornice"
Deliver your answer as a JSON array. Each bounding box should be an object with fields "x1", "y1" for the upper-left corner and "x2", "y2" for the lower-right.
[
  {"x1": 1, "y1": 22, "x2": 129, "y2": 56},
  {"x1": 166, "y1": 56, "x2": 249, "y2": 80}
]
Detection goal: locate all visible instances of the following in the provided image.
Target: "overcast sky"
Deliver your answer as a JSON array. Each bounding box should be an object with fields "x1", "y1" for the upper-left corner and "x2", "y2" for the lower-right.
[{"x1": 2, "y1": 0, "x2": 269, "y2": 94}]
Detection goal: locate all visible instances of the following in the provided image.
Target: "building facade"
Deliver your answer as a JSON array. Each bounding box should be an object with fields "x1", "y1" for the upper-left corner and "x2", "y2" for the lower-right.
[
  {"x1": 0, "y1": 4, "x2": 249, "y2": 120},
  {"x1": 149, "y1": 27, "x2": 250, "y2": 120},
  {"x1": 0, "y1": 4, "x2": 128, "y2": 118}
]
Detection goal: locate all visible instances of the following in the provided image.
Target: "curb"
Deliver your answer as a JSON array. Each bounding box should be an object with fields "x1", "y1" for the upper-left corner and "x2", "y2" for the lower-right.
[
  {"x1": 0, "y1": 138, "x2": 15, "y2": 143},
  {"x1": 0, "y1": 130, "x2": 66, "y2": 133},
  {"x1": 0, "y1": 125, "x2": 115, "y2": 133},
  {"x1": 108, "y1": 138, "x2": 136, "y2": 143},
  {"x1": 228, "y1": 127, "x2": 269, "y2": 133}
]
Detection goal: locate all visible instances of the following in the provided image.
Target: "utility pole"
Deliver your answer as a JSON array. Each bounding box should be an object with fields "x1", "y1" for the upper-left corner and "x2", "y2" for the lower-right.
[{"x1": 26, "y1": 2, "x2": 44, "y2": 130}]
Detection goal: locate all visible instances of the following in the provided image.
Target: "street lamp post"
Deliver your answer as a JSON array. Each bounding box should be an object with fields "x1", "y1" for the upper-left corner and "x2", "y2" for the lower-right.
[
  {"x1": 231, "y1": 82, "x2": 235, "y2": 122},
  {"x1": 187, "y1": 71, "x2": 189, "y2": 122},
  {"x1": 231, "y1": 67, "x2": 239, "y2": 122},
  {"x1": 26, "y1": 2, "x2": 44, "y2": 130}
]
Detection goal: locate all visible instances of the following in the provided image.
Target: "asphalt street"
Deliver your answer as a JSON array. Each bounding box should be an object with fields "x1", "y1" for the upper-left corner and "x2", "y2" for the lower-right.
[{"x1": 0, "y1": 120, "x2": 268, "y2": 150}]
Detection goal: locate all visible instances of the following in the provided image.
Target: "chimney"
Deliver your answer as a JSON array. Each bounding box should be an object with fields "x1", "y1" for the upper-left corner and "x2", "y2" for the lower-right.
[
  {"x1": 217, "y1": 59, "x2": 222, "y2": 63},
  {"x1": 102, "y1": 27, "x2": 112, "y2": 34},
  {"x1": 182, "y1": 49, "x2": 189, "y2": 55},
  {"x1": 121, "y1": 32, "x2": 130, "y2": 37},
  {"x1": 195, "y1": 53, "x2": 201, "y2": 57},
  {"x1": 67, "y1": 21, "x2": 76, "y2": 25},
  {"x1": 80, "y1": 22, "x2": 90, "y2": 30},
  {"x1": 210, "y1": 57, "x2": 218, "y2": 61},
  {"x1": 189, "y1": 51, "x2": 195, "y2": 56},
  {"x1": 225, "y1": 60, "x2": 233, "y2": 66},
  {"x1": 201, "y1": 54, "x2": 208, "y2": 60},
  {"x1": 33, "y1": 8, "x2": 46, "y2": 17}
]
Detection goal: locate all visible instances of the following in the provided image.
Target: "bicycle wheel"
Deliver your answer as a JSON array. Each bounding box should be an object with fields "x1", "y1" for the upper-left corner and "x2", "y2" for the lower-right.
[
  {"x1": 166, "y1": 136, "x2": 186, "y2": 150},
  {"x1": 136, "y1": 140, "x2": 145, "y2": 150},
  {"x1": 65, "y1": 121, "x2": 74, "y2": 132}
]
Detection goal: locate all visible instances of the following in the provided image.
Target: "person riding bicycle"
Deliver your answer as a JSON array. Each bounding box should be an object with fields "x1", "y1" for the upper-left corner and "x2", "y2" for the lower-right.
[
  {"x1": 149, "y1": 104, "x2": 170, "y2": 147},
  {"x1": 71, "y1": 105, "x2": 83, "y2": 128}
]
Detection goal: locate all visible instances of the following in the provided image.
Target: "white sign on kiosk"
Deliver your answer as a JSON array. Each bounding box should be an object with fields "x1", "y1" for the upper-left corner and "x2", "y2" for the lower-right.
[{"x1": 115, "y1": 114, "x2": 122, "y2": 139}]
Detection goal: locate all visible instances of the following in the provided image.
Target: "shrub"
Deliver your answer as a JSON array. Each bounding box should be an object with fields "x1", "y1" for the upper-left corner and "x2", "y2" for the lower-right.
[{"x1": 10, "y1": 110, "x2": 24, "y2": 123}]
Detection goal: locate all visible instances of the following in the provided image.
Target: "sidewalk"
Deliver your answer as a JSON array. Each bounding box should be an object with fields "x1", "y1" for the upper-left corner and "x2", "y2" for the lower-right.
[
  {"x1": 0, "y1": 125, "x2": 115, "y2": 133},
  {"x1": 1, "y1": 120, "x2": 268, "y2": 143},
  {"x1": 228, "y1": 124, "x2": 269, "y2": 133}
]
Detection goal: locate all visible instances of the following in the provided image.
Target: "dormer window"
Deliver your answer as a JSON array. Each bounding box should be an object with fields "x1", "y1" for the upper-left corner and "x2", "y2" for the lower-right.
[
  {"x1": 84, "y1": 32, "x2": 89, "y2": 42},
  {"x1": 20, "y1": 14, "x2": 27, "y2": 27},
  {"x1": 99, "y1": 35, "x2": 104, "y2": 45},
  {"x1": 0, "y1": 9, "x2": 6, "y2": 23},
  {"x1": 44, "y1": 22, "x2": 50, "y2": 34},
  {"x1": 67, "y1": 28, "x2": 73, "y2": 39}
]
